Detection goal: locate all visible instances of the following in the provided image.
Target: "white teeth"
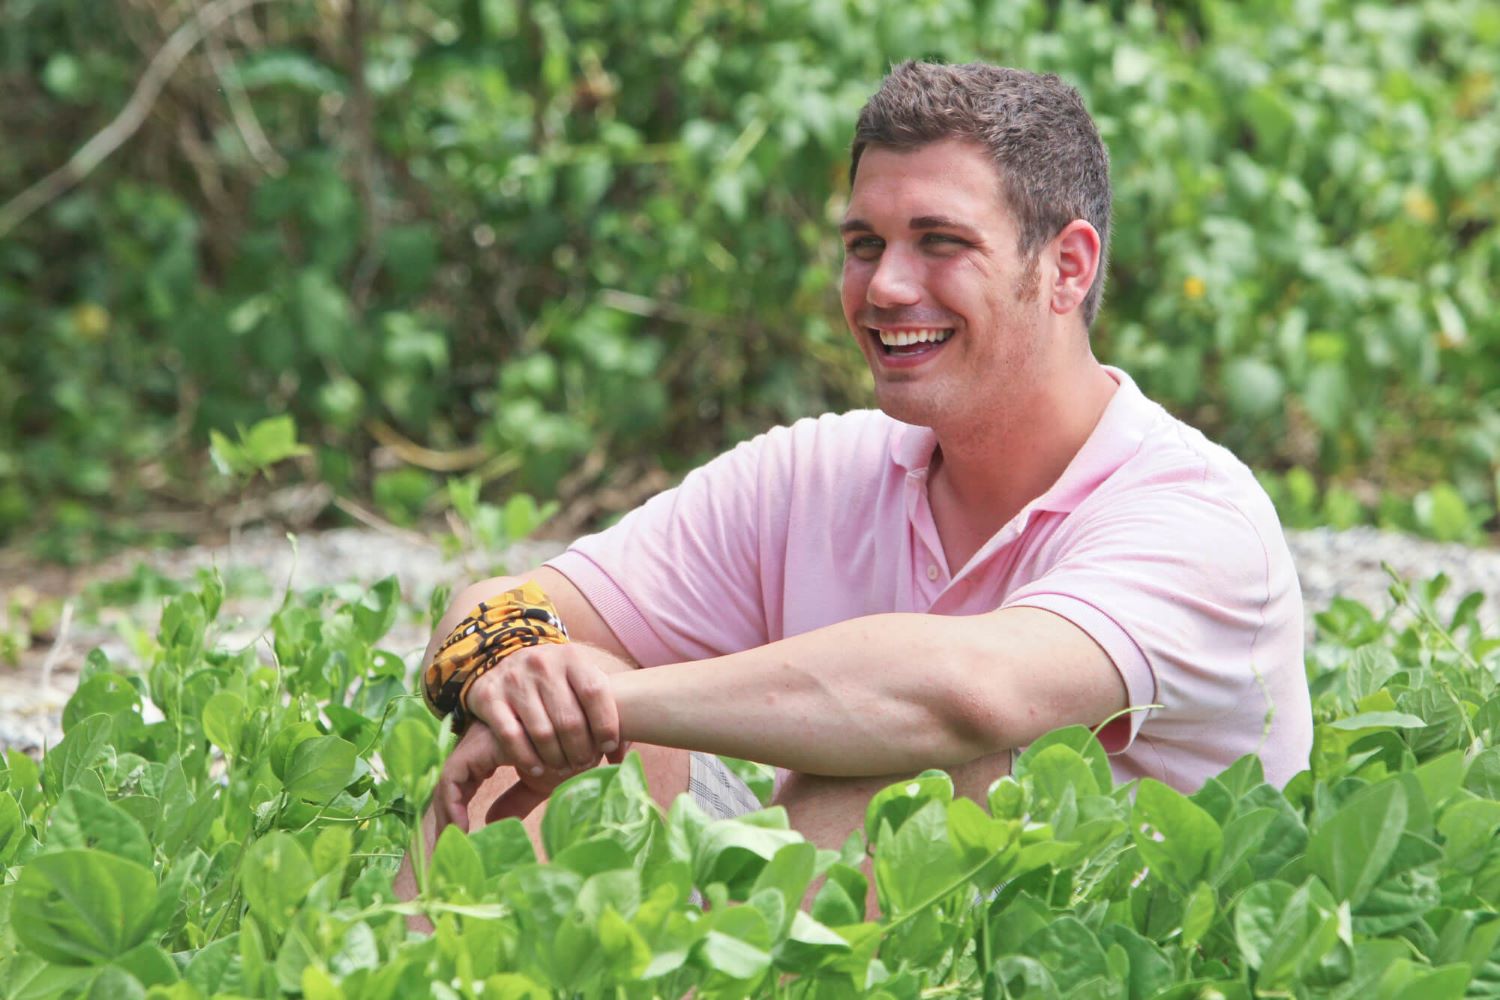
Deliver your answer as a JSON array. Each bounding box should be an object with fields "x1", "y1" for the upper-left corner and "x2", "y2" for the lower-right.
[{"x1": 875, "y1": 328, "x2": 953, "y2": 348}]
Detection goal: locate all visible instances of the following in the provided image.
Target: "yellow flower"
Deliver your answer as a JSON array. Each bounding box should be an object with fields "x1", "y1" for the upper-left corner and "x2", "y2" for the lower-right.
[
  {"x1": 1402, "y1": 187, "x2": 1437, "y2": 225},
  {"x1": 71, "y1": 303, "x2": 110, "y2": 341},
  {"x1": 1182, "y1": 276, "x2": 1206, "y2": 300}
]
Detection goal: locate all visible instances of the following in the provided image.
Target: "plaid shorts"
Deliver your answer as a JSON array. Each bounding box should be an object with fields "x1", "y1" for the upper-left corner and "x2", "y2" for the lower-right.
[{"x1": 687, "y1": 752, "x2": 765, "y2": 820}]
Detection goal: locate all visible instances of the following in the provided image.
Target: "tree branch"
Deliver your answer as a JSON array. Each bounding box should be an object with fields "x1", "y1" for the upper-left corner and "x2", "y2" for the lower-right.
[{"x1": 0, "y1": 0, "x2": 277, "y2": 240}]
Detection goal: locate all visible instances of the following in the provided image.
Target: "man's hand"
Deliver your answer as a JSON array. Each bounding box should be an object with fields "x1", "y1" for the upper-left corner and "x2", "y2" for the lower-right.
[
  {"x1": 432, "y1": 725, "x2": 559, "y2": 833},
  {"x1": 464, "y1": 642, "x2": 629, "y2": 776},
  {"x1": 431, "y1": 643, "x2": 629, "y2": 833}
]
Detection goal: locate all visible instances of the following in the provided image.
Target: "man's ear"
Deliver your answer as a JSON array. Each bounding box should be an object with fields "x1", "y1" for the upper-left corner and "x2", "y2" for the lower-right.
[{"x1": 1048, "y1": 220, "x2": 1102, "y2": 318}]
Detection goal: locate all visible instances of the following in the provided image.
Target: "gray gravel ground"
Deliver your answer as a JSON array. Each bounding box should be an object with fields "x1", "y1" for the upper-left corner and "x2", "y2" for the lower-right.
[{"x1": 2, "y1": 524, "x2": 1496, "y2": 753}]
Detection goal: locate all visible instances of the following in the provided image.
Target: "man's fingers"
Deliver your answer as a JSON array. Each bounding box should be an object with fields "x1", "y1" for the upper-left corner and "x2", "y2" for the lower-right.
[
  {"x1": 434, "y1": 736, "x2": 486, "y2": 834},
  {"x1": 539, "y1": 672, "x2": 598, "y2": 771},
  {"x1": 506, "y1": 682, "x2": 569, "y2": 772},
  {"x1": 568, "y1": 658, "x2": 621, "y2": 760},
  {"x1": 484, "y1": 779, "x2": 549, "y2": 825},
  {"x1": 475, "y1": 699, "x2": 548, "y2": 779}
]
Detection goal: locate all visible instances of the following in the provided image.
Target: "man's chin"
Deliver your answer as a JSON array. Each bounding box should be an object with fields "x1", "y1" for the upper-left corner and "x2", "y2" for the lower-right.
[{"x1": 872, "y1": 386, "x2": 943, "y2": 429}]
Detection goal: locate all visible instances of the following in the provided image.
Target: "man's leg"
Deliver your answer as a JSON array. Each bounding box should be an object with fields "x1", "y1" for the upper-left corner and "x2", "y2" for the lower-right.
[
  {"x1": 773, "y1": 750, "x2": 1013, "y2": 917},
  {"x1": 467, "y1": 741, "x2": 691, "y2": 845},
  {"x1": 395, "y1": 742, "x2": 691, "y2": 931}
]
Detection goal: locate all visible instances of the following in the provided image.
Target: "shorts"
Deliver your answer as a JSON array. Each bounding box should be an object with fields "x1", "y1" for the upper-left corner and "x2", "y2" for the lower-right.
[{"x1": 687, "y1": 752, "x2": 765, "y2": 820}]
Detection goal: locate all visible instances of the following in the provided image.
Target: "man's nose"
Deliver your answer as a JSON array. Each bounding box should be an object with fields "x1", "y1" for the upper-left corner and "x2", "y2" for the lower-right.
[{"x1": 867, "y1": 247, "x2": 922, "y2": 307}]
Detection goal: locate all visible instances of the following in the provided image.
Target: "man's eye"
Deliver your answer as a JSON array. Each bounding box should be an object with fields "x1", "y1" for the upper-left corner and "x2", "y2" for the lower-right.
[
  {"x1": 923, "y1": 233, "x2": 968, "y2": 249},
  {"x1": 845, "y1": 237, "x2": 883, "y2": 259}
]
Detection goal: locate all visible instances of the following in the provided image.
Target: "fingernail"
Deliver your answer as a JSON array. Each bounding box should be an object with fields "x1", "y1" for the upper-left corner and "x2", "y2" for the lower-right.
[
  {"x1": 601, "y1": 741, "x2": 617, "y2": 753},
  {"x1": 529, "y1": 766, "x2": 544, "y2": 777}
]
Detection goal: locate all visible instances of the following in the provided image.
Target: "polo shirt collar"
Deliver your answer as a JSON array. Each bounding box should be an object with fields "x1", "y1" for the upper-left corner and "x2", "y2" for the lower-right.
[{"x1": 886, "y1": 365, "x2": 1155, "y2": 512}]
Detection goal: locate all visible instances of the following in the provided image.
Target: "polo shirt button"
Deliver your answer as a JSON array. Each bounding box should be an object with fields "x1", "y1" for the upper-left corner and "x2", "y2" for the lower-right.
[{"x1": 926, "y1": 564, "x2": 940, "y2": 581}]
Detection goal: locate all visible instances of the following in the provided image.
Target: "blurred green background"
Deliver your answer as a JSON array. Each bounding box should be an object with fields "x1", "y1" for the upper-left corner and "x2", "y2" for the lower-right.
[{"x1": 2, "y1": 0, "x2": 1497, "y2": 563}]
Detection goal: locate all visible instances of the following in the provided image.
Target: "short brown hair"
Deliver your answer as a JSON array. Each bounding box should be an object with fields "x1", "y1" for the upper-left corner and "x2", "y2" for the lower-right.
[{"x1": 851, "y1": 61, "x2": 1112, "y2": 327}]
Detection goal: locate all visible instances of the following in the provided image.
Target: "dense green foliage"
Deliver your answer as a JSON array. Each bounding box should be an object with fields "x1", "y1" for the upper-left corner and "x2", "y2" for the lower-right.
[
  {"x1": 0, "y1": 565, "x2": 1498, "y2": 997},
  {"x1": 2, "y1": 0, "x2": 1497, "y2": 556}
]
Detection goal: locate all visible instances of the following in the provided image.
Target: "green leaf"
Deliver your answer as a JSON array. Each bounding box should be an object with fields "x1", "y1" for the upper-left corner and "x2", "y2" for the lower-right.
[
  {"x1": 352, "y1": 576, "x2": 399, "y2": 645},
  {"x1": 84, "y1": 966, "x2": 145, "y2": 1000},
  {"x1": 810, "y1": 862, "x2": 866, "y2": 927},
  {"x1": 541, "y1": 765, "x2": 614, "y2": 858},
  {"x1": 693, "y1": 812, "x2": 803, "y2": 897},
  {"x1": 1020, "y1": 744, "x2": 1101, "y2": 822},
  {"x1": 697, "y1": 930, "x2": 772, "y2": 981},
  {"x1": 751, "y1": 841, "x2": 817, "y2": 932},
  {"x1": 228, "y1": 49, "x2": 346, "y2": 93},
  {"x1": 1306, "y1": 779, "x2": 1407, "y2": 905},
  {"x1": 382, "y1": 717, "x2": 439, "y2": 800},
  {"x1": 1233, "y1": 878, "x2": 1343, "y2": 986},
  {"x1": 863, "y1": 769, "x2": 953, "y2": 846},
  {"x1": 1465, "y1": 748, "x2": 1500, "y2": 799},
  {"x1": 469, "y1": 817, "x2": 538, "y2": 879},
  {"x1": 49, "y1": 788, "x2": 153, "y2": 868},
  {"x1": 429, "y1": 825, "x2": 485, "y2": 898},
  {"x1": 113, "y1": 942, "x2": 179, "y2": 988},
  {"x1": 240, "y1": 832, "x2": 316, "y2": 935},
  {"x1": 311, "y1": 824, "x2": 353, "y2": 878},
  {"x1": 1223, "y1": 357, "x2": 1286, "y2": 419},
  {"x1": 201, "y1": 691, "x2": 246, "y2": 758},
  {"x1": 1100, "y1": 925, "x2": 1175, "y2": 1000},
  {"x1": 1130, "y1": 779, "x2": 1223, "y2": 892},
  {"x1": 873, "y1": 799, "x2": 965, "y2": 916},
  {"x1": 43, "y1": 714, "x2": 112, "y2": 798},
  {"x1": 1414, "y1": 483, "x2": 1479, "y2": 544},
  {"x1": 282, "y1": 735, "x2": 357, "y2": 802},
  {"x1": 0, "y1": 792, "x2": 29, "y2": 864},
  {"x1": 597, "y1": 906, "x2": 652, "y2": 980},
  {"x1": 1328, "y1": 712, "x2": 1429, "y2": 731},
  {"x1": 1181, "y1": 881, "x2": 1217, "y2": 950},
  {"x1": 1021, "y1": 916, "x2": 1113, "y2": 997},
  {"x1": 1212, "y1": 807, "x2": 1278, "y2": 887},
  {"x1": 12, "y1": 849, "x2": 159, "y2": 964}
]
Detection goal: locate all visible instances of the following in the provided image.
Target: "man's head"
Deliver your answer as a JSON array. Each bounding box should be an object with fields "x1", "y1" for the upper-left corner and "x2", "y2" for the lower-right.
[{"x1": 849, "y1": 61, "x2": 1112, "y2": 327}]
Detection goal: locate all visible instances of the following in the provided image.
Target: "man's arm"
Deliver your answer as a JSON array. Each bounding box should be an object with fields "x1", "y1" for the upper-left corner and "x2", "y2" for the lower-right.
[
  {"x1": 395, "y1": 565, "x2": 631, "y2": 918},
  {"x1": 606, "y1": 605, "x2": 1124, "y2": 776},
  {"x1": 429, "y1": 566, "x2": 635, "y2": 666}
]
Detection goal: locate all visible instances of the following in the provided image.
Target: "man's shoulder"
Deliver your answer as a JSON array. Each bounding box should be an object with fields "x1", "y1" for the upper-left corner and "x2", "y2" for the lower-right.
[
  {"x1": 1100, "y1": 382, "x2": 1285, "y2": 547},
  {"x1": 1125, "y1": 391, "x2": 1271, "y2": 503},
  {"x1": 744, "y1": 409, "x2": 907, "y2": 465}
]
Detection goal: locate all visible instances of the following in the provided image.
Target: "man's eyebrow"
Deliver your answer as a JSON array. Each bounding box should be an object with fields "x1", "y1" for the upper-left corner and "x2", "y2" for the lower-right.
[
  {"x1": 909, "y1": 215, "x2": 980, "y2": 236},
  {"x1": 838, "y1": 215, "x2": 982, "y2": 236}
]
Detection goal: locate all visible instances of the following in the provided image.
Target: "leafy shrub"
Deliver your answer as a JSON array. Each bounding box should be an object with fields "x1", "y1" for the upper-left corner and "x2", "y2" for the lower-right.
[
  {"x1": 3, "y1": 0, "x2": 1497, "y2": 556},
  {"x1": 0, "y1": 566, "x2": 1498, "y2": 997}
]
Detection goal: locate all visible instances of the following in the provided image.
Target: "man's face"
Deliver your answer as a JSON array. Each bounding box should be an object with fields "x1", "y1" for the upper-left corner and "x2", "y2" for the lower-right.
[{"x1": 840, "y1": 139, "x2": 1049, "y2": 431}]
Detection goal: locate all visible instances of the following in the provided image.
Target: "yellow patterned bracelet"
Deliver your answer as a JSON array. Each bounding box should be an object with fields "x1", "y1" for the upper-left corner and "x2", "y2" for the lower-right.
[{"x1": 422, "y1": 581, "x2": 569, "y2": 732}]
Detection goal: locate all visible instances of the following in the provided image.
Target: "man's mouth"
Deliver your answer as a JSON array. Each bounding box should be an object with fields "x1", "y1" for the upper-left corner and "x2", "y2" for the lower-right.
[{"x1": 869, "y1": 327, "x2": 954, "y2": 357}]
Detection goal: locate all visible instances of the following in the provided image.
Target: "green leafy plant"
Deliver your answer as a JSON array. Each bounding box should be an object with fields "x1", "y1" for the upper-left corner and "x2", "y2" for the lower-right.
[
  {"x1": 4, "y1": 0, "x2": 1496, "y2": 554},
  {"x1": 209, "y1": 415, "x2": 311, "y2": 484},
  {"x1": 1, "y1": 560, "x2": 1497, "y2": 997}
]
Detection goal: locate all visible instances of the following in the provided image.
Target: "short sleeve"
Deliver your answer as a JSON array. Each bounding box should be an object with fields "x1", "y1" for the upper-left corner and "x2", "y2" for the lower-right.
[
  {"x1": 1003, "y1": 486, "x2": 1301, "y2": 760},
  {"x1": 544, "y1": 433, "x2": 776, "y2": 667}
]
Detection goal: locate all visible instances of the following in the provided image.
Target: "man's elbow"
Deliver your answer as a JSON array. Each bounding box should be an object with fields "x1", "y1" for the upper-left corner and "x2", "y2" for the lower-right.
[{"x1": 929, "y1": 659, "x2": 1021, "y2": 763}]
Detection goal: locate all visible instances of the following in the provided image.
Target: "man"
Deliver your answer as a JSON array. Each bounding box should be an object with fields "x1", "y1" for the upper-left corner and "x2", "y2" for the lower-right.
[{"x1": 397, "y1": 61, "x2": 1310, "y2": 889}]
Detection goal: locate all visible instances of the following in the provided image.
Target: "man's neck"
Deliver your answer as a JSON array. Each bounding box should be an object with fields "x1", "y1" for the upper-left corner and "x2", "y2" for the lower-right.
[{"x1": 927, "y1": 359, "x2": 1118, "y2": 573}]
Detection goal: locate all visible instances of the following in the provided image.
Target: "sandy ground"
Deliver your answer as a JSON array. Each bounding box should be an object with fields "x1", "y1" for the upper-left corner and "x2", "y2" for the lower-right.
[{"x1": 2, "y1": 524, "x2": 1494, "y2": 753}]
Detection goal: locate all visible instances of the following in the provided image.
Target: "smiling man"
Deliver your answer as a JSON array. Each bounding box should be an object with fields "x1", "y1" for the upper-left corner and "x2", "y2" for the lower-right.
[{"x1": 397, "y1": 62, "x2": 1310, "y2": 893}]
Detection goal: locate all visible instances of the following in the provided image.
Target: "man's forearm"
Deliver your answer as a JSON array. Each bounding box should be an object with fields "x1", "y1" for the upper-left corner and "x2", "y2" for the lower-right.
[
  {"x1": 610, "y1": 611, "x2": 999, "y2": 775},
  {"x1": 609, "y1": 605, "x2": 1124, "y2": 777}
]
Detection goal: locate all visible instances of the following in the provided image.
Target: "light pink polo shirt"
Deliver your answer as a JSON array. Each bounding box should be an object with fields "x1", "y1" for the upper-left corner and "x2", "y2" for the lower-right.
[{"x1": 546, "y1": 367, "x2": 1310, "y2": 791}]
